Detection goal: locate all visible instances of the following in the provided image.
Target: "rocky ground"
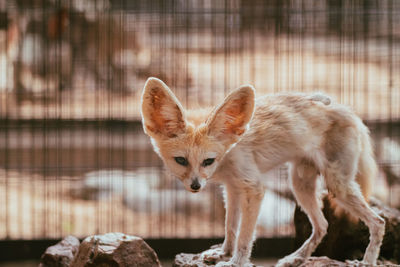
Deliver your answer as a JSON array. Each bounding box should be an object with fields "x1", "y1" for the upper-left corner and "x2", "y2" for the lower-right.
[{"x1": 39, "y1": 231, "x2": 399, "y2": 267}]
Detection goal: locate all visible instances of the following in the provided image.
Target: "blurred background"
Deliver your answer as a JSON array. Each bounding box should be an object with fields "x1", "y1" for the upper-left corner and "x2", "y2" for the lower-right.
[{"x1": 0, "y1": 0, "x2": 399, "y2": 262}]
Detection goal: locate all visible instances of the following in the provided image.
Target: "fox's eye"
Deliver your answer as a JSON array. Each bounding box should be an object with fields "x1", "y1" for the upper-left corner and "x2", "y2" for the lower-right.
[
  {"x1": 174, "y1": 157, "x2": 188, "y2": 166},
  {"x1": 202, "y1": 158, "x2": 215, "y2": 167}
]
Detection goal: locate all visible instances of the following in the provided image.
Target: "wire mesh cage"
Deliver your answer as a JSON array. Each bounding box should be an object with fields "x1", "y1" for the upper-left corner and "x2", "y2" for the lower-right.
[{"x1": 0, "y1": 0, "x2": 399, "y2": 240}]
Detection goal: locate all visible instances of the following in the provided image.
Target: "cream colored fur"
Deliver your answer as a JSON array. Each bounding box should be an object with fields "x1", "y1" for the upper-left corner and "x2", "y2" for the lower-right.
[{"x1": 141, "y1": 77, "x2": 385, "y2": 267}]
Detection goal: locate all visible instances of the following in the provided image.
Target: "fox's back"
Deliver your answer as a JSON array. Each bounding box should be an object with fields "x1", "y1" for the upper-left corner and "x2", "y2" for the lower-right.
[{"x1": 235, "y1": 93, "x2": 365, "y2": 171}]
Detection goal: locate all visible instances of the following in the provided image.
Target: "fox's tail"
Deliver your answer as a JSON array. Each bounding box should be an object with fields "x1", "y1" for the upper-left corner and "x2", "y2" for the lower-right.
[{"x1": 308, "y1": 93, "x2": 331, "y2": 105}]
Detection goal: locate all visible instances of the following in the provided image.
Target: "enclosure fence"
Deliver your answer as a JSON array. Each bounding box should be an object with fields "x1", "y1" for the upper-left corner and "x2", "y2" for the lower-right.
[{"x1": 0, "y1": 0, "x2": 399, "y2": 240}]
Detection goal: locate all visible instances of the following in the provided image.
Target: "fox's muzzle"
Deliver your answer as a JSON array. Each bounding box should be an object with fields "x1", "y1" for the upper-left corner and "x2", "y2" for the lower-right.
[{"x1": 190, "y1": 178, "x2": 201, "y2": 191}]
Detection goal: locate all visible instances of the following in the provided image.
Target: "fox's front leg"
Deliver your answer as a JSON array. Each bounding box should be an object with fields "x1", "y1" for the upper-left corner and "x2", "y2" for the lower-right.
[
  {"x1": 216, "y1": 187, "x2": 265, "y2": 267},
  {"x1": 202, "y1": 185, "x2": 240, "y2": 264}
]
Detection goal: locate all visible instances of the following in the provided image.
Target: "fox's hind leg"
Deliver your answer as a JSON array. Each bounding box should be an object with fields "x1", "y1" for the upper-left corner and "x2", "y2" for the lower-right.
[
  {"x1": 325, "y1": 162, "x2": 385, "y2": 265},
  {"x1": 276, "y1": 159, "x2": 328, "y2": 267},
  {"x1": 323, "y1": 125, "x2": 385, "y2": 265}
]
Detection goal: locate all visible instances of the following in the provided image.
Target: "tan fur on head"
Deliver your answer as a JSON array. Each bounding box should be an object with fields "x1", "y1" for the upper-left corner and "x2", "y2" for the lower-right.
[{"x1": 140, "y1": 77, "x2": 256, "y2": 193}]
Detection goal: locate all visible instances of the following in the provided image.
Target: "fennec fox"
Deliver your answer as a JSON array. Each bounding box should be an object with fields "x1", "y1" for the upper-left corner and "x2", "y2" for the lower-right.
[{"x1": 141, "y1": 77, "x2": 385, "y2": 267}]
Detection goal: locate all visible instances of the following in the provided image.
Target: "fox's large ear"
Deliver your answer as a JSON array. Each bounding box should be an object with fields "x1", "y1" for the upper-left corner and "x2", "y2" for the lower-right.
[
  {"x1": 141, "y1": 77, "x2": 186, "y2": 138},
  {"x1": 206, "y1": 85, "x2": 255, "y2": 146}
]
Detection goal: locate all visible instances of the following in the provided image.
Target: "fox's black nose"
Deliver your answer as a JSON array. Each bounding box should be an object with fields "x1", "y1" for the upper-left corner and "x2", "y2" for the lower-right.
[{"x1": 190, "y1": 179, "x2": 201, "y2": 191}]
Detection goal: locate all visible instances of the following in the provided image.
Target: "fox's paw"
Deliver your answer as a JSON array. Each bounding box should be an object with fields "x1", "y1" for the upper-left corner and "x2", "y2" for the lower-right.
[
  {"x1": 275, "y1": 255, "x2": 305, "y2": 267},
  {"x1": 201, "y1": 244, "x2": 230, "y2": 264}
]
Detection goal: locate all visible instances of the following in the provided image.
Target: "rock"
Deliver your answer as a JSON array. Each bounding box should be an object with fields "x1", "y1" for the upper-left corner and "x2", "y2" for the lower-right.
[
  {"x1": 39, "y1": 235, "x2": 80, "y2": 267},
  {"x1": 299, "y1": 256, "x2": 346, "y2": 267},
  {"x1": 299, "y1": 256, "x2": 397, "y2": 267},
  {"x1": 172, "y1": 252, "x2": 259, "y2": 267},
  {"x1": 295, "y1": 194, "x2": 400, "y2": 264},
  {"x1": 173, "y1": 253, "x2": 208, "y2": 267},
  {"x1": 71, "y1": 232, "x2": 161, "y2": 267},
  {"x1": 173, "y1": 253, "x2": 398, "y2": 267}
]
